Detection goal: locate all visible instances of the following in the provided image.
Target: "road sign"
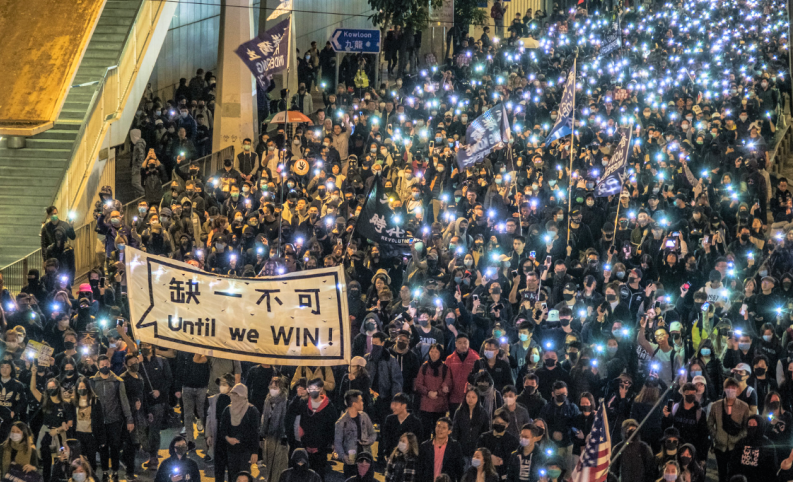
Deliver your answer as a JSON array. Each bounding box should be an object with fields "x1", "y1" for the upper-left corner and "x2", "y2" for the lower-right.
[{"x1": 330, "y1": 28, "x2": 381, "y2": 53}]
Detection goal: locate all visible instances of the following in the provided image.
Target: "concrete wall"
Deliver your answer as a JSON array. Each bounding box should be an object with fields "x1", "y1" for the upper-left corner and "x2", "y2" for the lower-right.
[
  {"x1": 147, "y1": 0, "x2": 222, "y2": 102},
  {"x1": 255, "y1": 0, "x2": 376, "y2": 54}
]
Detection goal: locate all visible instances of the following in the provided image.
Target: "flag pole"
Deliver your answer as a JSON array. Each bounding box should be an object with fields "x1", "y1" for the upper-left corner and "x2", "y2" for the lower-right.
[
  {"x1": 277, "y1": 12, "x2": 295, "y2": 255},
  {"x1": 566, "y1": 58, "x2": 577, "y2": 246},
  {"x1": 607, "y1": 371, "x2": 686, "y2": 476}
]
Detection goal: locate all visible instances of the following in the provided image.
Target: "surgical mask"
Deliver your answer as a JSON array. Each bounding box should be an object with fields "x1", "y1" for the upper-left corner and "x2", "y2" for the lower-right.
[
  {"x1": 738, "y1": 342, "x2": 751, "y2": 351},
  {"x1": 471, "y1": 458, "x2": 482, "y2": 468},
  {"x1": 73, "y1": 473, "x2": 87, "y2": 482},
  {"x1": 547, "y1": 469, "x2": 562, "y2": 479},
  {"x1": 700, "y1": 348, "x2": 711, "y2": 356},
  {"x1": 269, "y1": 388, "x2": 281, "y2": 397},
  {"x1": 724, "y1": 388, "x2": 737, "y2": 399},
  {"x1": 398, "y1": 441, "x2": 408, "y2": 453},
  {"x1": 763, "y1": 335, "x2": 773, "y2": 343},
  {"x1": 664, "y1": 474, "x2": 678, "y2": 481},
  {"x1": 519, "y1": 334, "x2": 529, "y2": 342},
  {"x1": 530, "y1": 354, "x2": 540, "y2": 363},
  {"x1": 484, "y1": 350, "x2": 496, "y2": 359},
  {"x1": 520, "y1": 437, "x2": 531, "y2": 447},
  {"x1": 9, "y1": 433, "x2": 23, "y2": 443}
]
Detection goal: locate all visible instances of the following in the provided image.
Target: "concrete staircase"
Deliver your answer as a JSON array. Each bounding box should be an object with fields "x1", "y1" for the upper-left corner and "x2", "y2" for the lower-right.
[{"x1": 0, "y1": 0, "x2": 143, "y2": 268}]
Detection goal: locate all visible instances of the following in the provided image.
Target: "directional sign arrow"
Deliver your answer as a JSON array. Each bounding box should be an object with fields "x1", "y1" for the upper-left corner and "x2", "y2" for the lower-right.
[{"x1": 331, "y1": 30, "x2": 343, "y2": 51}]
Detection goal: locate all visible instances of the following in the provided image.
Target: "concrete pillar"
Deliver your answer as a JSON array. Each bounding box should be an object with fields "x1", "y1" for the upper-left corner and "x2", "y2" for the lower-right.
[{"x1": 213, "y1": 0, "x2": 259, "y2": 151}]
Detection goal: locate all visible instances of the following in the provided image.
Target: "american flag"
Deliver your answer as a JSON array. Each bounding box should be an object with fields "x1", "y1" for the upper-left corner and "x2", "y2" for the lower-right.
[{"x1": 571, "y1": 404, "x2": 612, "y2": 482}]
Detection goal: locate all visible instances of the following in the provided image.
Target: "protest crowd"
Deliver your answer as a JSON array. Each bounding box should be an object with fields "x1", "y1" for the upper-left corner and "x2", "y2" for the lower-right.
[{"x1": 4, "y1": 0, "x2": 793, "y2": 482}]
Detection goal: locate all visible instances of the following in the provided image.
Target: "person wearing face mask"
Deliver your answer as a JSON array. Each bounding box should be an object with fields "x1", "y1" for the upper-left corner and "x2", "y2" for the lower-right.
[
  {"x1": 216, "y1": 384, "x2": 260, "y2": 481},
  {"x1": 471, "y1": 339, "x2": 515, "y2": 393},
  {"x1": 258, "y1": 376, "x2": 289, "y2": 482},
  {"x1": 538, "y1": 381, "x2": 579, "y2": 469},
  {"x1": 728, "y1": 364, "x2": 759, "y2": 414},
  {"x1": 662, "y1": 383, "x2": 709, "y2": 467},
  {"x1": 205, "y1": 374, "x2": 234, "y2": 464},
  {"x1": 747, "y1": 354, "x2": 777, "y2": 413},
  {"x1": 30, "y1": 369, "x2": 76, "y2": 482},
  {"x1": 0, "y1": 421, "x2": 38, "y2": 478},
  {"x1": 610, "y1": 418, "x2": 655, "y2": 482},
  {"x1": 153, "y1": 436, "x2": 201, "y2": 482},
  {"x1": 89, "y1": 355, "x2": 133, "y2": 481},
  {"x1": 727, "y1": 414, "x2": 778, "y2": 482},
  {"x1": 499, "y1": 386, "x2": 531, "y2": 439},
  {"x1": 137, "y1": 341, "x2": 174, "y2": 469},
  {"x1": 476, "y1": 410, "x2": 519, "y2": 481},
  {"x1": 708, "y1": 378, "x2": 752, "y2": 482},
  {"x1": 365, "y1": 332, "x2": 403, "y2": 424},
  {"x1": 71, "y1": 376, "x2": 106, "y2": 475},
  {"x1": 298, "y1": 378, "x2": 339, "y2": 478},
  {"x1": 384, "y1": 432, "x2": 419, "y2": 482}
]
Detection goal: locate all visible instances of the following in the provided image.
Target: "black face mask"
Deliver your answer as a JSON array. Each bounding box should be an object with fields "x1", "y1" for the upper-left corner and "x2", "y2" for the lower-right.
[
  {"x1": 754, "y1": 367, "x2": 766, "y2": 376},
  {"x1": 78, "y1": 389, "x2": 88, "y2": 397},
  {"x1": 684, "y1": 394, "x2": 696, "y2": 404},
  {"x1": 563, "y1": 293, "x2": 574, "y2": 301},
  {"x1": 607, "y1": 294, "x2": 617, "y2": 302},
  {"x1": 680, "y1": 456, "x2": 692, "y2": 467},
  {"x1": 99, "y1": 367, "x2": 111, "y2": 375},
  {"x1": 554, "y1": 393, "x2": 566, "y2": 403},
  {"x1": 544, "y1": 358, "x2": 556, "y2": 367},
  {"x1": 492, "y1": 423, "x2": 507, "y2": 433},
  {"x1": 47, "y1": 387, "x2": 59, "y2": 397},
  {"x1": 64, "y1": 369, "x2": 75, "y2": 377},
  {"x1": 665, "y1": 440, "x2": 678, "y2": 451},
  {"x1": 64, "y1": 341, "x2": 75, "y2": 350}
]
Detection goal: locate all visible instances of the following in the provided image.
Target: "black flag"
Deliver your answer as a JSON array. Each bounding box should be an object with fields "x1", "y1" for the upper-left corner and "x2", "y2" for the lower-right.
[{"x1": 354, "y1": 175, "x2": 413, "y2": 256}]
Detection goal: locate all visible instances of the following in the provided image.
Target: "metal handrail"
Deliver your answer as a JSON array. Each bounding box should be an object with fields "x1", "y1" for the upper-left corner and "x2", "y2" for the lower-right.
[
  {"x1": 49, "y1": 0, "x2": 169, "y2": 224},
  {"x1": 0, "y1": 146, "x2": 233, "y2": 295}
]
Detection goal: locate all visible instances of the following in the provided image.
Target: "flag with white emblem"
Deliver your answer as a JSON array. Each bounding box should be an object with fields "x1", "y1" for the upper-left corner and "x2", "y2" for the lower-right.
[{"x1": 354, "y1": 174, "x2": 414, "y2": 256}]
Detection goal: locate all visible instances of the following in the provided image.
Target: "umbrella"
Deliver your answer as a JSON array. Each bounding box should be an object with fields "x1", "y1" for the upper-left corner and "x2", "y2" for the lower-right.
[{"x1": 269, "y1": 110, "x2": 313, "y2": 125}]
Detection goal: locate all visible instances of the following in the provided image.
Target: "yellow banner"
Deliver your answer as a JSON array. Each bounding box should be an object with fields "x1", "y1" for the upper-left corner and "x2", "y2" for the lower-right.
[{"x1": 125, "y1": 247, "x2": 351, "y2": 366}]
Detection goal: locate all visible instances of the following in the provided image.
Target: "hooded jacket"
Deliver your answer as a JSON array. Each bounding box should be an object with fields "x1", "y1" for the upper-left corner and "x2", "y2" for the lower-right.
[
  {"x1": 278, "y1": 449, "x2": 322, "y2": 482},
  {"x1": 298, "y1": 394, "x2": 338, "y2": 452},
  {"x1": 353, "y1": 313, "x2": 383, "y2": 358},
  {"x1": 153, "y1": 438, "x2": 201, "y2": 482}
]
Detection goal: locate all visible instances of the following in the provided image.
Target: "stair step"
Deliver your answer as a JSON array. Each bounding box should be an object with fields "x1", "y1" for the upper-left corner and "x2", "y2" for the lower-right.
[
  {"x1": 0, "y1": 163, "x2": 67, "y2": 173},
  {"x1": 58, "y1": 110, "x2": 87, "y2": 121},
  {"x1": 33, "y1": 129, "x2": 81, "y2": 141},
  {"x1": 0, "y1": 214, "x2": 43, "y2": 225},
  {"x1": 53, "y1": 123, "x2": 84, "y2": 131},
  {"x1": 0, "y1": 226, "x2": 42, "y2": 238},
  {"x1": 75, "y1": 65, "x2": 112, "y2": 76},
  {"x1": 0, "y1": 148, "x2": 71, "y2": 160},
  {"x1": 94, "y1": 25, "x2": 132, "y2": 35},
  {"x1": 82, "y1": 49, "x2": 122, "y2": 60},
  {"x1": 79, "y1": 57, "x2": 120, "y2": 68},
  {"x1": 1, "y1": 139, "x2": 74, "y2": 150},
  {"x1": 62, "y1": 101, "x2": 92, "y2": 112},
  {"x1": 97, "y1": 7, "x2": 139, "y2": 18},
  {"x1": 85, "y1": 40, "x2": 126, "y2": 51},
  {"x1": 96, "y1": 15, "x2": 135, "y2": 26}
]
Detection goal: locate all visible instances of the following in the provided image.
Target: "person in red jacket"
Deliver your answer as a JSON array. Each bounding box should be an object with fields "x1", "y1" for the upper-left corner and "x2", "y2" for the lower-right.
[
  {"x1": 415, "y1": 343, "x2": 453, "y2": 441},
  {"x1": 446, "y1": 333, "x2": 480, "y2": 415}
]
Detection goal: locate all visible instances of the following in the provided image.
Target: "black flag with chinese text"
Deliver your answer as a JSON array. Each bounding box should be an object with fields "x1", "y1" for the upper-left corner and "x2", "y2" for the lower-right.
[{"x1": 355, "y1": 174, "x2": 413, "y2": 256}]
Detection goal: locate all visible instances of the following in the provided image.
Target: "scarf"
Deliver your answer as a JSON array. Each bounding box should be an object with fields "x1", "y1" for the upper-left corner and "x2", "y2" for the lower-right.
[
  {"x1": 229, "y1": 393, "x2": 250, "y2": 426},
  {"x1": 2, "y1": 439, "x2": 32, "y2": 472},
  {"x1": 426, "y1": 358, "x2": 443, "y2": 377}
]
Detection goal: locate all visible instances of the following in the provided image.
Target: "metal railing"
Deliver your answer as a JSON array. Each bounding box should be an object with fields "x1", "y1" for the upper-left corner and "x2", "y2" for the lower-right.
[
  {"x1": 0, "y1": 147, "x2": 233, "y2": 296},
  {"x1": 50, "y1": 0, "x2": 172, "y2": 229}
]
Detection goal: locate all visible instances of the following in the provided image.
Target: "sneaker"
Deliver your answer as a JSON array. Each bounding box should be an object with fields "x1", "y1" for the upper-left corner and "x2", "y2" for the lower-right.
[
  {"x1": 125, "y1": 474, "x2": 137, "y2": 481},
  {"x1": 111, "y1": 472, "x2": 120, "y2": 482},
  {"x1": 204, "y1": 454, "x2": 213, "y2": 463},
  {"x1": 145, "y1": 457, "x2": 159, "y2": 470},
  {"x1": 196, "y1": 420, "x2": 204, "y2": 432},
  {"x1": 180, "y1": 426, "x2": 187, "y2": 436}
]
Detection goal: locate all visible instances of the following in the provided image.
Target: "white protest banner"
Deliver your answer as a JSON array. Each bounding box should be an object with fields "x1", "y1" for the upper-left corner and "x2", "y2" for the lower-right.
[{"x1": 125, "y1": 247, "x2": 351, "y2": 366}]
